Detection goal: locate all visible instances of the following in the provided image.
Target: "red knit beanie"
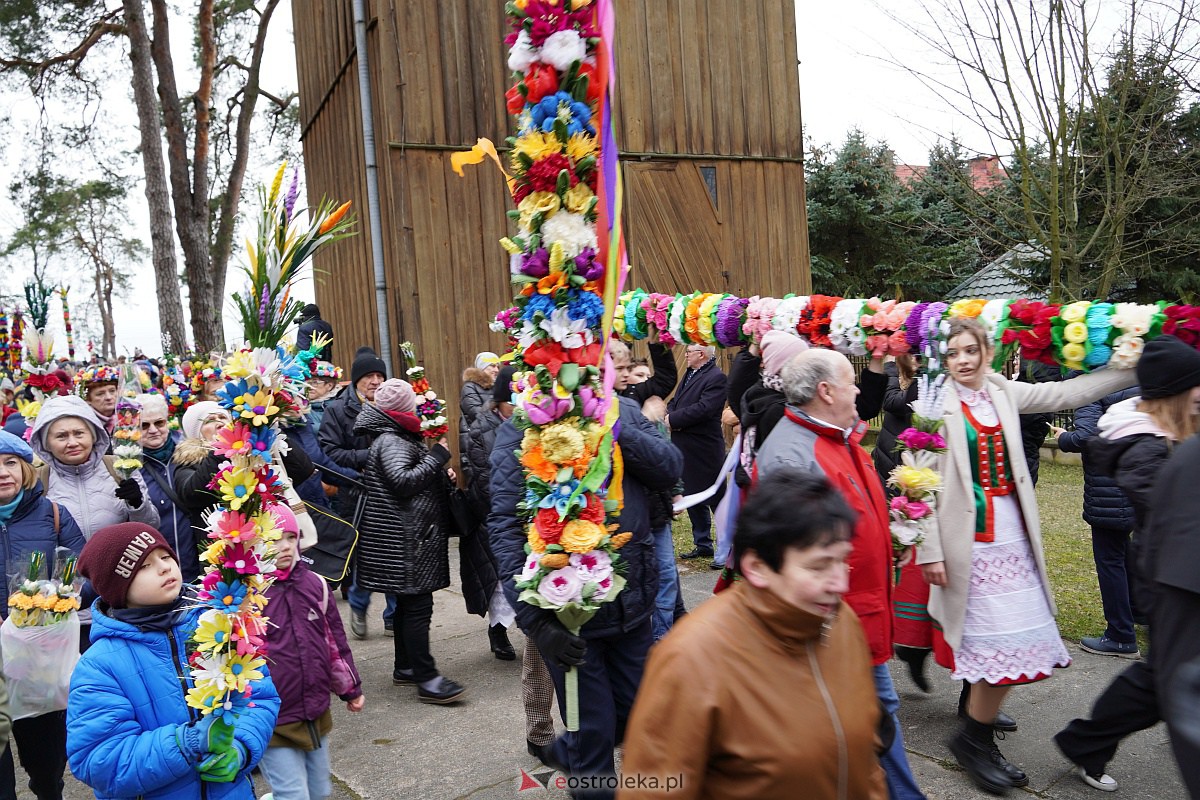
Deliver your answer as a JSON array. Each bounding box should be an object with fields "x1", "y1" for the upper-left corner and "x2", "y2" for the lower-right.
[{"x1": 79, "y1": 522, "x2": 176, "y2": 608}]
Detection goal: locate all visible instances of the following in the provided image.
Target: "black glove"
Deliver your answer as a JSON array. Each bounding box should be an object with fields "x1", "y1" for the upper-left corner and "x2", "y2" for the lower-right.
[
  {"x1": 527, "y1": 615, "x2": 587, "y2": 670},
  {"x1": 115, "y1": 478, "x2": 144, "y2": 508}
]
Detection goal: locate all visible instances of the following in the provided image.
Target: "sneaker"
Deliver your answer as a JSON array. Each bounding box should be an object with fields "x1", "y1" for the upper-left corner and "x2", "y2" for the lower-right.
[
  {"x1": 350, "y1": 610, "x2": 367, "y2": 640},
  {"x1": 383, "y1": 620, "x2": 394, "y2": 637},
  {"x1": 1081, "y1": 635, "x2": 1139, "y2": 658},
  {"x1": 418, "y1": 676, "x2": 466, "y2": 705},
  {"x1": 1077, "y1": 767, "x2": 1119, "y2": 792}
]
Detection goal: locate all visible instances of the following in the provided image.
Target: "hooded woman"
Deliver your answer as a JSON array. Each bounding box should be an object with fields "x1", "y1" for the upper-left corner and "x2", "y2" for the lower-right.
[
  {"x1": 459, "y1": 352, "x2": 499, "y2": 447},
  {"x1": 29, "y1": 395, "x2": 159, "y2": 539}
]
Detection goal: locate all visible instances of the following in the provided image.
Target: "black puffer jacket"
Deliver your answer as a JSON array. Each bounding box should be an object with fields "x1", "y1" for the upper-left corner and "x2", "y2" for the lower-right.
[
  {"x1": 488, "y1": 396, "x2": 682, "y2": 638},
  {"x1": 460, "y1": 405, "x2": 505, "y2": 616},
  {"x1": 317, "y1": 385, "x2": 373, "y2": 471},
  {"x1": 459, "y1": 368, "x2": 494, "y2": 445},
  {"x1": 1085, "y1": 398, "x2": 1174, "y2": 613},
  {"x1": 872, "y1": 365, "x2": 917, "y2": 489},
  {"x1": 353, "y1": 404, "x2": 453, "y2": 596},
  {"x1": 1056, "y1": 385, "x2": 1139, "y2": 530}
]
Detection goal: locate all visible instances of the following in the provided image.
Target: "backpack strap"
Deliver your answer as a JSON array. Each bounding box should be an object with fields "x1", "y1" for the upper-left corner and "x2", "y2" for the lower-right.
[
  {"x1": 36, "y1": 463, "x2": 50, "y2": 492},
  {"x1": 51, "y1": 502, "x2": 60, "y2": 536}
]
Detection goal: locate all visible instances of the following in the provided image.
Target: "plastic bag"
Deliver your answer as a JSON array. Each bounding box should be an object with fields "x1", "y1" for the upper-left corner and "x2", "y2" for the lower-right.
[{"x1": 1, "y1": 613, "x2": 80, "y2": 719}]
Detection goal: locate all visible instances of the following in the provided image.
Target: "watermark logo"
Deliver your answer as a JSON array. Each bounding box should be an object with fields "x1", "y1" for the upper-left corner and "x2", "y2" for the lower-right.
[{"x1": 516, "y1": 767, "x2": 557, "y2": 794}]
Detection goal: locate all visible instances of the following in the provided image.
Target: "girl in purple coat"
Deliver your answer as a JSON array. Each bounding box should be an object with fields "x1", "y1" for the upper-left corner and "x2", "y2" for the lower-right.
[{"x1": 260, "y1": 505, "x2": 364, "y2": 800}]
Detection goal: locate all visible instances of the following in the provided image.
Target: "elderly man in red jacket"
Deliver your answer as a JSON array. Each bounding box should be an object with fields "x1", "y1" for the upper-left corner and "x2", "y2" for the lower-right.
[{"x1": 755, "y1": 348, "x2": 925, "y2": 800}]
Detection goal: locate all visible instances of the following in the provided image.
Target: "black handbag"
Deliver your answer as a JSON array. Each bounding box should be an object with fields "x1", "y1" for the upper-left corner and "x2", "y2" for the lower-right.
[
  {"x1": 299, "y1": 501, "x2": 360, "y2": 582},
  {"x1": 446, "y1": 486, "x2": 479, "y2": 539}
]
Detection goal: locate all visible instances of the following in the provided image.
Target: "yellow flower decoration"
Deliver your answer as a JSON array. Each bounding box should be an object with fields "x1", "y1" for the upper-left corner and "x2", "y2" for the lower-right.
[
  {"x1": 202, "y1": 539, "x2": 227, "y2": 565},
  {"x1": 1059, "y1": 301, "x2": 1091, "y2": 324},
  {"x1": 512, "y1": 132, "x2": 563, "y2": 166},
  {"x1": 541, "y1": 553, "x2": 570, "y2": 570},
  {"x1": 541, "y1": 423, "x2": 586, "y2": 464},
  {"x1": 9, "y1": 594, "x2": 33, "y2": 611},
  {"x1": 194, "y1": 613, "x2": 234, "y2": 654},
  {"x1": 564, "y1": 182, "x2": 595, "y2": 214},
  {"x1": 949, "y1": 298, "x2": 988, "y2": 318},
  {"x1": 237, "y1": 390, "x2": 279, "y2": 427},
  {"x1": 499, "y1": 237, "x2": 522, "y2": 255},
  {"x1": 224, "y1": 653, "x2": 266, "y2": 693},
  {"x1": 1064, "y1": 321, "x2": 1089, "y2": 343},
  {"x1": 216, "y1": 468, "x2": 259, "y2": 511},
  {"x1": 255, "y1": 511, "x2": 283, "y2": 542},
  {"x1": 565, "y1": 133, "x2": 596, "y2": 163},
  {"x1": 527, "y1": 524, "x2": 548, "y2": 554},
  {"x1": 561, "y1": 520, "x2": 605, "y2": 554},
  {"x1": 890, "y1": 465, "x2": 942, "y2": 495},
  {"x1": 517, "y1": 191, "x2": 561, "y2": 230},
  {"x1": 52, "y1": 597, "x2": 79, "y2": 614},
  {"x1": 222, "y1": 350, "x2": 256, "y2": 379},
  {"x1": 609, "y1": 532, "x2": 633, "y2": 549},
  {"x1": 1061, "y1": 343, "x2": 1087, "y2": 365},
  {"x1": 185, "y1": 682, "x2": 227, "y2": 715}
]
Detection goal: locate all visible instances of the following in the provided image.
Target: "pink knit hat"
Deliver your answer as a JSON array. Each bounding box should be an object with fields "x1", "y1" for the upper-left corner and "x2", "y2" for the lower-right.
[
  {"x1": 374, "y1": 379, "x2": 417, "y2": 414},
  {"x1": 760, "y1": 330, "x2": 809, "y2": 377}
]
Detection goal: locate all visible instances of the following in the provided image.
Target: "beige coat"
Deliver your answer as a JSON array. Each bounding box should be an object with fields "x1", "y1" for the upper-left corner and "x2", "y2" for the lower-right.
[{"x1": 916, "y1": 368, "x2": 1136, "y2": 650}]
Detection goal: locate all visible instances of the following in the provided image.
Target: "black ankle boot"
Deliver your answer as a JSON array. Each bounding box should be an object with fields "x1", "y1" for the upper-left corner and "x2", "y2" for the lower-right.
[
  {"x1": 987, "y1": 734, "x2": 1028, "y2": 788},
  {"x1": 949, "y1": 716, "x2": 1014, "y2": 795},
  {"x1": 958, "y1": 681, "x2": 1019, "y2": 731},
  {"x1": 895, "y1": 646, "x2": 932, "y2": 693},
  {"x1": 489, "y1": 624, "x2": 516, "y2": 660}
]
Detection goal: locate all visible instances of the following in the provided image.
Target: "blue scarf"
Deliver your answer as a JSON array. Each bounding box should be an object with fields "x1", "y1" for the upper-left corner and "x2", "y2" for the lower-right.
[
  {"x1": 0, "y1": 490, "x2": 23, "y2": 524},
  {"x1": 144, "y1": 434, "x2": 178, "y2": 465}
]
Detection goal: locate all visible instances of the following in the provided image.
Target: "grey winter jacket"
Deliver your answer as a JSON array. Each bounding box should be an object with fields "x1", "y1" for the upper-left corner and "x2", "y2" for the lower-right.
[
  {"x1": 354, "y1": 403, "x2": 453, "y2": 595},
  {"x1": 30, "y1": 396, "x2": 159, "y2": 540}
]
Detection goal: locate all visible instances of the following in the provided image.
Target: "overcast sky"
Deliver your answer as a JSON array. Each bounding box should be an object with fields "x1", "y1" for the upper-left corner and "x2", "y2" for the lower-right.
[{"x1": 1, "y1": 0, "x2": 982, "y2": 358}]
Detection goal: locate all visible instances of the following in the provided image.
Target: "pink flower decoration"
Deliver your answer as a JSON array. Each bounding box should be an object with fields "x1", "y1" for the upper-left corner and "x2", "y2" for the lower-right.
[
  {"x1": 212, "y1": 422, "x2": 255, "y2": 458},
  {"x1": 211, "y1": 511, "x2": 255, "y2": 543},
  {"x1": 222, "y1": 542, "x2": 262, "y2": 575}
]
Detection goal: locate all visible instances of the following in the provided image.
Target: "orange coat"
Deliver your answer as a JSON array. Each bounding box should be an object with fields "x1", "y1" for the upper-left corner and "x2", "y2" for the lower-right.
[{"x1": 618, "y1": 583, "x2": 886, "y2": 800}]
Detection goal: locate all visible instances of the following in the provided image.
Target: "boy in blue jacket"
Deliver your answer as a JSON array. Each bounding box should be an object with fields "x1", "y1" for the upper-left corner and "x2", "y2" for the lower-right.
[{"x1": 68, "y1": 522, "x2": 280, "y2": 799}]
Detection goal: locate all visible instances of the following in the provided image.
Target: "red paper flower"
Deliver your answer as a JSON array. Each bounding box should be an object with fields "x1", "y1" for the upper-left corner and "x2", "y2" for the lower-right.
[
  {"x1": 578, "y1": 493, "x2": 605, "y2": 524},
  {"x1": 526, "y1": 153, "x2": 576, "y2": 194},
  {"x1": 523, "y1": 340, "x2": 601, "y2": 377},
  {"x1": 535, "y1": 507, "x2": 567, "y2": 544}
]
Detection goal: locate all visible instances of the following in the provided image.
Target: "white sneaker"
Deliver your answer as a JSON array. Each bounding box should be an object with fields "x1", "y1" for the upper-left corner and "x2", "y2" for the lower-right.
[{"x1": 1078, "y1": 767, "x2": 1119, "y2": 792}]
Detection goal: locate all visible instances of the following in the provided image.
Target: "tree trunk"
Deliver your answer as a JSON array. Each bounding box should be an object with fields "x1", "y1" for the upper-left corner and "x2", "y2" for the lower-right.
[
  {"x1": 122, "y1": 0, "x2": 189, "y2": 353},
  {"x1": 149, "y1": 0, "x2": 222, "y2": 352},
  {"x1": 208, "y1": 0, "x2": 283, "y2": 324},
  {"x1": 94, "y1": 262, "x2": 116, "y2": 360}
]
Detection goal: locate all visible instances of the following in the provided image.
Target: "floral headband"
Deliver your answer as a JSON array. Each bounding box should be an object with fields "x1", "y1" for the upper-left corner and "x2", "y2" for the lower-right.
[{"x1": 74, "y1": 365, "x2": 121, "y2": 391}]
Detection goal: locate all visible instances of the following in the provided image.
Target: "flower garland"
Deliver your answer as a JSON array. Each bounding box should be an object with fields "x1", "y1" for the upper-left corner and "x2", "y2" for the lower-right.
[
  {"x1": 399, "y1": 342, "x2": 449, "y2": 439},
  {"x1": 59, "y1": 287, "x2": 75, "y2": 362},
  {"x1": 183, "y1": 169, "x2": 353, "y2": 740},
  {"x1": 8, "y1": 309, "x2": 24, "y2": 377},
  {"x1": 485, "y1": 0, "x2": 632, "y2": 733}
]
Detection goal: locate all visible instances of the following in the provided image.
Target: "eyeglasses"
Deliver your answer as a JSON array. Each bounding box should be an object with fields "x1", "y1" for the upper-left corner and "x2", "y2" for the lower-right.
[{"x1": 140, "y1": 419, "x2": 170, "y2": 430}]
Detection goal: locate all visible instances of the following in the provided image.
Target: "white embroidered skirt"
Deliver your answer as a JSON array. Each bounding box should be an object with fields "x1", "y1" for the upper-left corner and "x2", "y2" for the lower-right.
[{"x1": 952, "y1": 494, "x2": 1071, "y2": 684}]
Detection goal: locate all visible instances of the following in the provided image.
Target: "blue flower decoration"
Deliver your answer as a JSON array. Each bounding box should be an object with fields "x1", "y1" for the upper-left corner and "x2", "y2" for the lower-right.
[
  {"x1": 566, "y1": 289, "x2": 605, "y2": 329},
  {"x1": 522, "y1": 293, "x2": 558, "y2": 322},
  {"x1": 210, "y1": 689, "x2": 251, "y2": 720},
  {"x1": 529, "y1": 92, "x2": 595, "y2": 137},
  {"x1": 207, "y1": 580, "x2": 248, "y2": 611},
  {"x1": 538, "y1": 480, "x2": 582, "y2": 516},
  {"x1": 216, "y1": 379, "x2": 253, "y2": 411},
  {"x1": 247, "y1": 425, "x2": 277, "y2": 456}
]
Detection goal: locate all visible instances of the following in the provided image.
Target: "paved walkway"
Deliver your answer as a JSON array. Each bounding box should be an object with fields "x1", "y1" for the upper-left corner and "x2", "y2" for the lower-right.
[{"x1": 42, "y1": 556, "x2": 1184, "y2": 799}]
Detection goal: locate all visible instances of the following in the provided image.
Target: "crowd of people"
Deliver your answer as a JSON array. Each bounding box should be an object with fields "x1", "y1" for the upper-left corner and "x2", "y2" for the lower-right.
[{"x1": 0, "y1": 302, "x2": 1197, "y2": 799}]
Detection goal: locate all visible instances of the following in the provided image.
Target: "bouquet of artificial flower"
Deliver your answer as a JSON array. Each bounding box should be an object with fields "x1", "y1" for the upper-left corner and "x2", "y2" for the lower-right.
[
  {"x1": 2, "y1": 550, "x2": 82, "y2": 719},
  {"x1": 111, "y1": 398, "x2": 144, "y2": 479}
]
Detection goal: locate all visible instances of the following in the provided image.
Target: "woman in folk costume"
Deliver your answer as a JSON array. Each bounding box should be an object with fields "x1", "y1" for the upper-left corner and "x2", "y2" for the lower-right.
[{"x1": 916, "y1": 318, "x2": 1135, "y2": 795}]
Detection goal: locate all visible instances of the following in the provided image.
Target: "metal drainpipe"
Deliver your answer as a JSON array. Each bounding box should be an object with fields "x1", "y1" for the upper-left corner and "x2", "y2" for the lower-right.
[{"x1": 352, "y1": 0, "x2": 394, "y2": 373}]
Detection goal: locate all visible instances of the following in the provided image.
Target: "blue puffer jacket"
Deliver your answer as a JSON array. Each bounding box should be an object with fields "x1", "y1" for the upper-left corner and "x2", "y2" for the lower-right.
[
  {"x1": 488, "y1": 396, "x2": 682, "y2": 639},
  {"x1": 0, "y1": 483, "x2": 86, "y2": 609},
  {"x1": 1056, "y1": 385, "x2": 1140, "y2": 530},
  {"x1": 67, "y1": 604, "x2": 280, "y2": 800}
]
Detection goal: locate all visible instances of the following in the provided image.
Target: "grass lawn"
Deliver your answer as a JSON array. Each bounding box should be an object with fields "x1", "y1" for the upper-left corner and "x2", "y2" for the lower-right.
[{"x1": 673, "y1": 459, "x2": 1137, "y2": 648}]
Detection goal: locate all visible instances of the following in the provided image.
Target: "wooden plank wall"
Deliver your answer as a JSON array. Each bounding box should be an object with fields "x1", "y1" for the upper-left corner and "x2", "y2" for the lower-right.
[{"x1": 292, "y1": 0, "x2": 810, "y2": 452}]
